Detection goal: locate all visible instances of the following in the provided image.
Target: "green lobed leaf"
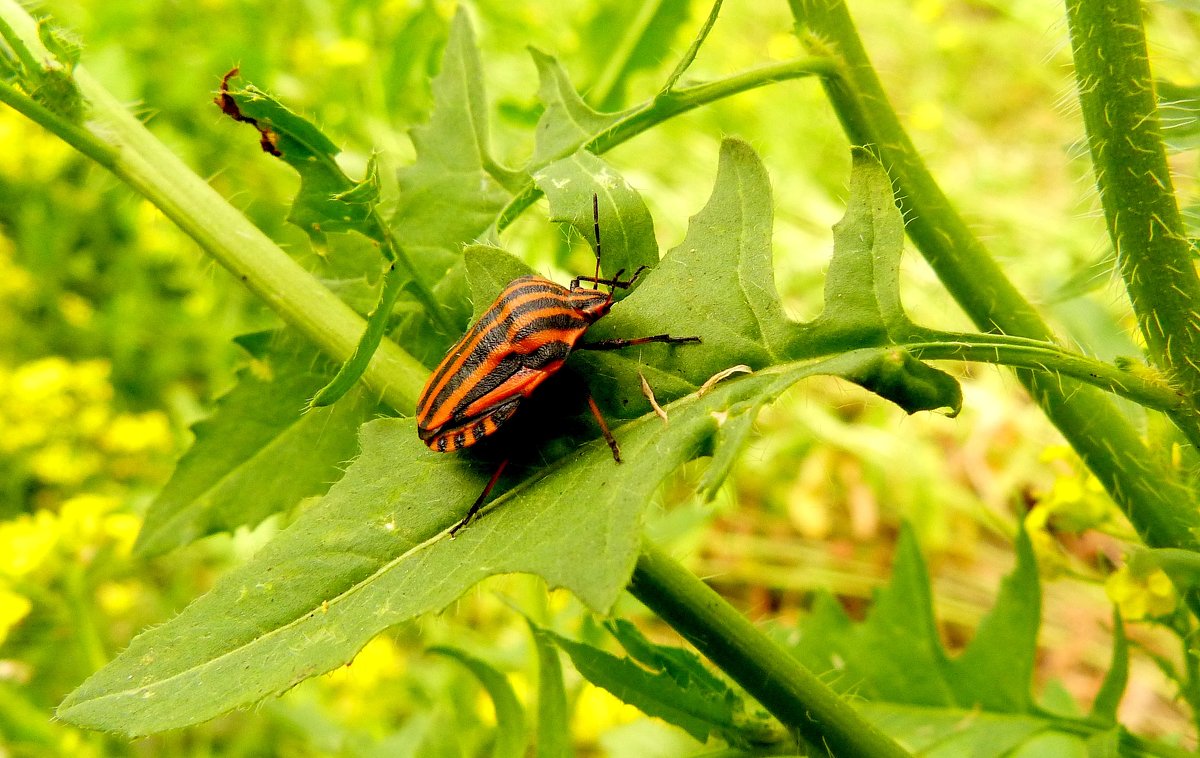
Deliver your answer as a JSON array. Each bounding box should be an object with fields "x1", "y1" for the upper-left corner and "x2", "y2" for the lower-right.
[
  {"x1": 584, "y1": 138, "x2": 790, "y2": 388},
  {"x1": 605, "y1": 619, "x2": 734, "y2": 702},
  {"x1": 216, "y1": 73, "x2": 379, "y2": 244},
  {"x1": 134, "y1": 330, "x2": 373, "y2": 557},
  {"x1": 62, "y1": 138, "x2": 973, "y2": 736},
  {"x1": 696, "y1": 397, "x2": 758, "y2": 499},
  {"x1": 35, "y1": 18, "x2": 81, "y2": 69},
  {"x1": 796, "y1": 525, "x2": 952, "y2": 706},
  {"x1": 602, "y1": 618, "x2": 779, "y2": 746},
  {"x1": 428, "y1": 647, "x2": 527, "y2": 758},
  {"x1": 58, "y1": 347, "x2": 910, "y2": 736},
  {"x1": 784, "y1": 525, "x2": 1140, "y2": 754},
  {"x1": 802, "y1": 146, "x2": 915, "y2": 351},
  {"x1": 947, "y1": 526, "x2": 1040, "y2": 712},
  {"x1": 858, "y1": 703, "x2": 1048, "y2": 757},
  {"x1": 308, "y1": 261, "x2": 407, "y2": 409},
  {"x1": 542, "y1": 626, "x2": 741, "y2": 745},
  {"x1": 391, "y1": 8, "x2": 515, "y2": 268},
  {"x1": 533, "y1": 150, "x2": 661, "y2": 286},
  {"x1": 528, "y1": 49, "x2": 625, "y2": 167},
  {"x1": 1, "y1": 16, "x2": 84, "y2": 121}
]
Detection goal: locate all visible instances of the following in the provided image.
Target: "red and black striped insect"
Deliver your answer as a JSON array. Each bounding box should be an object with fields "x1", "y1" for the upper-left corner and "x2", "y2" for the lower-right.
[{"x1": 417, "y1": 196, "x2": 700, "y2": 535}]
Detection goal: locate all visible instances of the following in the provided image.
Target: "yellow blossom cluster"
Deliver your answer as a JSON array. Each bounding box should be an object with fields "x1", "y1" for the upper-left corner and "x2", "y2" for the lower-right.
[
  {"x1": 0, "y1": 493, "x2": 141, "y2": 647},
  {"x1": 0, "y1": 355, "x2": 163, "y2": 648},
  {"x1": 0, "y1": 357, "x2": 173, "y2": 490},
  {"x1": 1105, "y1": 565, "x2": 1177, "y2": 621}
]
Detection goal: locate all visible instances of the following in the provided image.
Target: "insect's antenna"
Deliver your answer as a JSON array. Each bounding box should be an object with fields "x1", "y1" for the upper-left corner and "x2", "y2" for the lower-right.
[{"x1": 591, "y1": 193, "x2": 601, "y2": 290}]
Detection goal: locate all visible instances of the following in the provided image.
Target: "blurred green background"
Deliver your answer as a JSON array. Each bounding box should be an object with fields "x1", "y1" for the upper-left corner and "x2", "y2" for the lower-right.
[{"x1": 1, "y1": 0, "x2": 1197, "y2": 754}]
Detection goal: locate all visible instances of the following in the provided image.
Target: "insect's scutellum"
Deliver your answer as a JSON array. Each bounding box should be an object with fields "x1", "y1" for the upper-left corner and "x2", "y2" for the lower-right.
[{"x1": 416, "y1": 194, "x2": 701, "y2": 535}]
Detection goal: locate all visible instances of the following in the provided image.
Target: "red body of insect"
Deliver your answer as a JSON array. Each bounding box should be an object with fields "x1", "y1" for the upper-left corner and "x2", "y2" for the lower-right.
[
  {"x1": 417, "y1": 197, "x2": 700, "y2": 535},
  {"x1": 416, "y1": 274, "x2": 618, "y2": 454}
]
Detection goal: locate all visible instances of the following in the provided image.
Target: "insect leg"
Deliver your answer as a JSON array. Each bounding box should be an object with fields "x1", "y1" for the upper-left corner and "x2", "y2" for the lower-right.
[
  {"x1": 591, "y1": 193, "x2": 601, "y2": 288},
  {"x1": 571, "y1": 266, "x2": 649, "y2": 291},
  {"x1": 585, "y1": 392, "x2": 621, "y2": 463},
  {"x1": 449, "y1": 458, "x2": 510, "y2": 537},
  {"x1": 578, "y1": 334, "x2": 702, "y2": 351}
]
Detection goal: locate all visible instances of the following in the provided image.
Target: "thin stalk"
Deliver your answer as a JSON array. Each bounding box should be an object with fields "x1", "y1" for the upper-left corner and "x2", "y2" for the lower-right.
[
  {"x1": 0, "y1": 11, "x2": 38, "y2": 72},
  {"x1": 630, "y1": 540, "x2": 912, "y2": 757},
  {"x1": 371, "y1": 204, "x2": 454, "y2": 335},
  {"x1": 661, "y1": 0, "x2": 724, "y2": 92},
  {"x1": 496, "y1": 56, "x2": 837, "y2": 232},
  {"x1": 1064, "y1": 0, "x2": 1200, "y2": 410},
  {"x1": 906, "y1": 337, "x2": 1186, "y2": 413},
  {"x1": 64, "y1": 566, "x2": 107, "y2": 672},
  {"x1": 0, "y1": 78, "x2": 117, "y2": 168},
  {"x1": 789, "y1": 1, "x2": 1200, "y2": 594}
]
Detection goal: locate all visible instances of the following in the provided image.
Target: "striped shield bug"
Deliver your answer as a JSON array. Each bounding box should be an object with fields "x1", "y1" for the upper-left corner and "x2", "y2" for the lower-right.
[{"x1": 417, "y1": 196, "x2": 700, "y2": 535}]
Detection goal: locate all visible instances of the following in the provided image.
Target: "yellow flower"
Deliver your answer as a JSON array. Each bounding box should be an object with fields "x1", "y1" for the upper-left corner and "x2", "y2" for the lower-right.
[
  {"x1": 0, "y1": 234, "x2": 34, "y2": 301},
  {"x1": 58, "y1": 292, "x2": 95, "y2": 327},
  {"x1": 96, "y1": 580, "x2": 141, "y2": 616},
  {"x1": 59, "y1": 493, "x2": 121, "y2": 544},
  {"x1": 101, "y1": 412, "x2": 173, "y2": 455},
  {"x1": 103, "y1": 513, "x2": 142, "y2": 556},
  {"x1": 0, "y1": 586, "x2": 33, "y2": 647},
  {"x1": 324, "y1": 38, "x2": 371, "y2": 68},
  {"x1": 324, "y1": 635, "x2": 405, "y2": 690},
  {"x1": 573, "y1": 683, "x2": 642, "y2": 743},
  {"x1": 29, "y1": 441, "x2": 102, "y2": 486},
  {"x1": 1105, "y1": 565, "x2": 1177, "y2": 620},
  {"x1": 0, "y1": 510, "x2": 59, "y2": 577},
  {"x1": 1035, "y1": 460, "x2": 1115, "y2": 534}
]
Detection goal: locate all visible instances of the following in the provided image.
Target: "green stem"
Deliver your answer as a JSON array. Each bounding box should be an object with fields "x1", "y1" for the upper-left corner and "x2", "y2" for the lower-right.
[
  {"x1": 0, "y1": 0, "x2": 427, "y2": 415},
  {"x1": 790, "y1": 0, "x2": 1200, "y2": 592},
  {"x1": 630, "y1": 541, "x2": 912, "y2": 757},
  {"x1": 907, "y1": 336, "x2": 1186, "y2": 413},
  {"x1": 0, "y1": 78, "x2": 117, "y2": 168},
  {"x1": 661, "y1": 0, "x2": 724, "y2": 92},
  {"x1": 0, "y1": 12, "x2": 39, "y2": 73},
  {"x1": 496, "y1": 56, "x2": 837, "y2": 232},
  {"x1": 1064, "y1": 0, "x2": 1200, "y2": 411},
  {"x1": 64, "y1": 566, "x2": 107, "y2": 672},
  {"x1": 371, "y1": 207, "x2": 451, "y2": 332}
]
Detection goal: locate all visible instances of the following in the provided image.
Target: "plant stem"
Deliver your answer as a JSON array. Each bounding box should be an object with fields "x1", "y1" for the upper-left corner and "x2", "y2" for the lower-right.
[
  {"x1": 496, "y1": 56, "x2": 837, "y2": 232},
  {"x1": 1063, "y1": 0, "x2": 1200, "y2": 418},
  {"x1": 907, "y1": 337, "x2": 1186, "y2": 413},
  {"x1": 0, "y1": 78, "x2": 117, "y2": 168},
  {"x1": 371, "y1": 203, "x2": 454, "y2": 335},
  {"x1": 0, "y1": 0, "x2": 427, "y2": 415},
  {"x1": 790, "y1": 0, "x2": 1200, "y2": 589},
  {"x1": 630, "y1": 540, "x2": 912, "y2": 758},
  {"x1": 64, "y1": 566, "x2": 107, "y2": 673}
]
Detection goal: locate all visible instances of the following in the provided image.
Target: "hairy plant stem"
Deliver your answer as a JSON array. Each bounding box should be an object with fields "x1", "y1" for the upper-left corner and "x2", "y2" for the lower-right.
[
  {"x1": 790, "y1": 1, "x2": 1200, "y2": 607},
  {"x1": 629, "y1": 540, "x2": 912, "y2": 757},
  {"x1": 0, "y1": 1, "x2": 427, "y2": 414},
  {"x1": 1063, "y1": 0, "x2": 1200, "y2": 431},
  {"x1": 906, "y1": 335, "x2": 1186, "y2": 412}
]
